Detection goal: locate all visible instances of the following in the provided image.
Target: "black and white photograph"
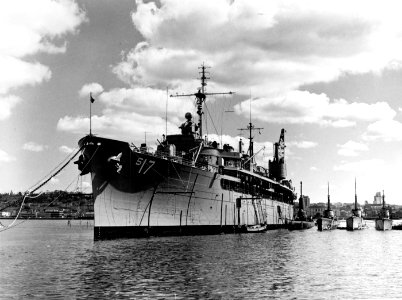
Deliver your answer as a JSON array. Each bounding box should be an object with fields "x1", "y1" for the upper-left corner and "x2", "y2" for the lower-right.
[{"x1": 1, "y1": 0, "x2": 402, "y2": 299}]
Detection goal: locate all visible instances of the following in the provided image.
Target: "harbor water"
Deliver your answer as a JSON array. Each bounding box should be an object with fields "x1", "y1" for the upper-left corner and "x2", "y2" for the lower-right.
[{"x1": 1, "y1": 219, "x2": 402, "y2": 299}]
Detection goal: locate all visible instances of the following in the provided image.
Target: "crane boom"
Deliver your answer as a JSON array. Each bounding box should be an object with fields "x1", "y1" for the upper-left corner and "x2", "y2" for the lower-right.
[{"x1": 269, "y1": 128, "x2": 287, "y2": 180}]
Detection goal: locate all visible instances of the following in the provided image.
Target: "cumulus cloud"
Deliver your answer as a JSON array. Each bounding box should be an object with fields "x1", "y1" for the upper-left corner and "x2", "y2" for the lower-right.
[
  {"x1": 289, "y1": 140, "x2": 318, "y2": 149},
  {"x1": 337, "y1": 141, "x2": 369, "y2": 157},
  {"x1": 49, "y1": 177, "x2": 60, "y2": 185},
  {"x1": 58, "y1": 86, "x2": 198, "y2": 140},
  {"x1": 22, "y1": 142, "x2": 48, "y2": 152},
  {"x1": 112, "y1": 0, "x2": 402, "y2": 95},
  {"x1": 362, "y1": 119, "x2": 402, "y2": 142},
  {"x1": 59, "y1": 0, "x2": 402, "y2": 140},
  {"x1": 0, "y1": 56, "x2": 51, "y2": 94},
  {"x1": 79, "y1": 83, "x2": 104, "y2": 98},
  {"x1": 334, "y1": 158, "x2": 384, "y2": 173},
  {"x1": 59, "y1": 145, "x2": 75, "y2": 154},
  {"x1": 0, "y1": 95, "x2": 21, "y2": 120},
  {"x1": 57, "y1": 112, "x2": 182, "y2": 143},
  {"x1": 0, "y1": 0, "x2": 86, "y2": 118},
  {"x1": 99, "y1": 87, "x2": 193, "y2": 117},
  {"x1": 234, "y1": 91, "x2": 395, "y2": 127},
  {"x1": 0, "y1": 149, "x2": 16, "y2": 162}
]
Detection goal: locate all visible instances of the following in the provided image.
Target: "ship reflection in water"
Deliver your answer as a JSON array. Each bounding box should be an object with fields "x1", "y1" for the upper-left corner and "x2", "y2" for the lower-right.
[{"x1": 1, "y1": 220, "x2": 402, "y2": 299}]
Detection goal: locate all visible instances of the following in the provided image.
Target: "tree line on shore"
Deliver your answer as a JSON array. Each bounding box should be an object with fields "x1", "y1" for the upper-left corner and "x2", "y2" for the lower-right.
[{"x1": 0, "y1": 191, "x2": 93, "y2": 219}]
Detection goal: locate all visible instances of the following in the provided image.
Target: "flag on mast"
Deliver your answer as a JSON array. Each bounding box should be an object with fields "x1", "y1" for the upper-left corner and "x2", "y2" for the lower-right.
[{"x1": 90, "y1": 92, "x2": 95, "y2": 103}]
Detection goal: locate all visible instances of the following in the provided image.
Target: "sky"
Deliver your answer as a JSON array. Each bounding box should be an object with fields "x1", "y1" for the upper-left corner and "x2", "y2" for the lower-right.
[{"x1": 3, "y1": 0, "x2": 402, "y2": 206}]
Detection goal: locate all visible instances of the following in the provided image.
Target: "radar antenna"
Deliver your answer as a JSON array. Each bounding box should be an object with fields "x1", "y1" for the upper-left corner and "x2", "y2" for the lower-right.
[{"x1": 170, "y1": 63, "x2": 234, "y2": 137}]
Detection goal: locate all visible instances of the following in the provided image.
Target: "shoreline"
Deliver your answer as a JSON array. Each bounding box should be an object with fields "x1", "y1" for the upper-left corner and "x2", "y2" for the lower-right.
[{"x1": 0, "y1": 217, "x2": 93, "y2": 220}]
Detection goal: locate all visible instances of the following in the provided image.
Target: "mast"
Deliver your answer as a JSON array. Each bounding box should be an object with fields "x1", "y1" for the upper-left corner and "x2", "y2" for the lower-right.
[
  {"x1": 354, "y1": 178, "x2": 358, "y2": 210},
  {"x1": 238, "y1": 121, "x2": 263, "y2": 165},
  {"x1": 382, "y1": 190, "x2": 385, "y2": 208},
  {"x1": 327, "y1": 182, "x2": 330, "y2": 211},
  {"x1": 299, "y1": 181, "x2": 304, "y2": 210},
  {"x1": 89, "y1": 92, "x2": 94, "y2": 136},
  {"x1": 197, "y1": 64, "x2": 209, "y2": 137},
  {"x1": 170, "y1": 64, "x2": 234, "y2": 138}
]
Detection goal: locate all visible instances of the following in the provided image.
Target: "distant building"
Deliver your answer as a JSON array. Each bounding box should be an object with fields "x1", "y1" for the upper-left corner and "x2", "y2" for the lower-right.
[
  {"x1": 373, "y1": 192, "x2": 382, "y2": 205},
  {"x1": 364, "y1": 203, "x2": 385, "y2": 218},
  {"x1": 37, "y1": 209, "x2": 63, "y2": 218},
  {"x1": 1, "y1": 211, "x2": 11, "y2": 217},
  {"x1": 309, "y1": 203, "x2": 326, "y2": 218},
  {"x1": 308, "y1": 203, "x2": 340, "y2": 218}
]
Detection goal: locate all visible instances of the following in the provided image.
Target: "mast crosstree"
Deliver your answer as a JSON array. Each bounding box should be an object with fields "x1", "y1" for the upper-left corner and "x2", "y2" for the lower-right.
[
  {"x1": 238, "y1": 122, "x2": 263, "y2": 164},
  {"x1": 170, "y1": 63, "x2": 234, "y2": 138}
]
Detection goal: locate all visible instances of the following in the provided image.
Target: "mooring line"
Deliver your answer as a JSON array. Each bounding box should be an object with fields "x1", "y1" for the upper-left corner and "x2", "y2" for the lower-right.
[{"x1": 0, "y1": 144, "x2": 100, "y2": 233}]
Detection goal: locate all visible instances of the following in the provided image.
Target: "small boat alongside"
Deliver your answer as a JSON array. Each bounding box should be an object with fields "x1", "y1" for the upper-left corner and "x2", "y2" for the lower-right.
[
  {"x1": 246, "y1": 224, "x2": 267, "y2": 232},
  {"x1": 288, "y1": 182, "x2": 315, "y2": 230},
  {"x1": 346, "y1": 179, "x2": 367, "y2": 231},
  {"x1": 245, "y1": 197, "x2": 268, "y2": 233},
  {"x1": 317, "y1": 183, "x2": 339, "y2": 231},
  {"x1": 375, "y1": 190, "x2": 392, "y2": 231}
]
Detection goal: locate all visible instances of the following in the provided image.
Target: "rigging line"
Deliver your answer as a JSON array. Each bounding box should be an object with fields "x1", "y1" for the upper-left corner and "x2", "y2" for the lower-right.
[
  {"x1": 74, "y1": 174, "x2": 81, "y2": 192},
  {"x1": 204, "y1": 102, "x2": 220, "y2": 137},
  {"x1": 39, "y1": 172, "x2": 88, "y2": 212},
  {"x1": 0, "y1": 145, "x2": 85, "y2": 213},
  {"x1": 166, "y1": 87, "x2": 168, "y2": 137},
  {"x1": 0, "y1": 145, "x2": 97, "y2": 231},
  {"x1": 220, "y1": 95, "x2": 226, "y2": 146},
  {"x1": 169, "y1": 160, "x2": 185, "y2": 186},
  {"x1": 27, "y1": 145, "x2": 82, "y2": 194},
  {"x1": 3, "y1": 193, "x2": 30, "y2": 229},
  {"x1": 28, "y1": 142, "x2": 98, "y2": 196},
  {"x1": 147, "y1": 160, "x2": 189, "y2": 189},
  {"x1": 0, "y1": 218, "x2": 27, "y2": 232},
  {"x1": 0, "y1": 187, "x2": 63, "y2": 232},
  {"x1": 26, "y1": 147, "x2": 82, "y2": 195},
  {"x1": 0, "y1": 154, "x2": 95, "y2": 233},
  {"x1": 186, "y1": 166, "x2": 193, "y2": 191},
  {"x1": 0, "y1": 190, "x2": 47, "y2": 231},
  {"x1": 148, "y1": 165, "x2": 167, "y2": 181},
  {"x1": 26, "y1": 145, "x2": 80, "y2": 193}
]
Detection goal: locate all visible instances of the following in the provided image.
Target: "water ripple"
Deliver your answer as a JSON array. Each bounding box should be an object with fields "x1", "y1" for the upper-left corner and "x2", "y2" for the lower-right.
[{"x1": 1, "y1": 220, "x2": 402, "y2": 299}]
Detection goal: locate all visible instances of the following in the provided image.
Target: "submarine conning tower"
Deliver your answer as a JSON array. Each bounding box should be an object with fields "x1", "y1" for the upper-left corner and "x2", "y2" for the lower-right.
[{"x1": 269, "y1": 128, "x2": 287, "y2": 180}]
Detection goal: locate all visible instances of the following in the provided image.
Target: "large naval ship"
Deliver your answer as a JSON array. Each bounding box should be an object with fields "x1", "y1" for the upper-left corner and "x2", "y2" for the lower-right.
[{"x1": 75, "y1": 66, "x2": 296, "y2": 239}]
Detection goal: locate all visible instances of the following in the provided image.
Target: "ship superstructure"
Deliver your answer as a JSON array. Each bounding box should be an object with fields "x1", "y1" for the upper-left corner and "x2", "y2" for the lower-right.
[
  {"x1": 76, "y1": 66, "x2": 296, "y2": 239},
  {"x1": 375, "y1": 190, "x2": 392, "y2": 231},
  {"x1": 317, "y1": 183, "x2": 339, "y2": 231},
  {"x1": 346, "y1": 178, "x2": 367, "y2": 231},
  {"x1": 288, "y1": 181, "x2": 314, "y2": 230}
]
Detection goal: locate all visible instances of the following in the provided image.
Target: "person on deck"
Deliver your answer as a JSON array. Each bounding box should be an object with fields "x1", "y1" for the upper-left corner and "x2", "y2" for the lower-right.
[{"x1": 179, "y1": 112, "x2": 198, "y2": 135}]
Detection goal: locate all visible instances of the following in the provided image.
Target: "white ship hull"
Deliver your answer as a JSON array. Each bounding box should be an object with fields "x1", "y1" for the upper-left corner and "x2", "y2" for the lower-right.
[
  {"x1": 346, "y1": 216, "x2": 367, "y2": 231},
  {"x1": 375, "y1": 219, "x2": 392, "y2": 231},
  {"x1": 79, "y1": 136, "x2": 295, "y2": 239},
  {"x1": 317, "y1": 217, "x2": 339, "y2": 231},
  {"x1": 93, "y1": 167, "x2": 293, "y2": 239}
]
